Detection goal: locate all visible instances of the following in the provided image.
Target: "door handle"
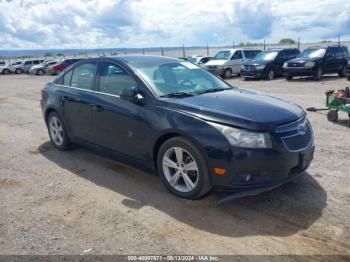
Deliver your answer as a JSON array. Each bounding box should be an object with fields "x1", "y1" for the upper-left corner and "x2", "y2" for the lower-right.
[{"x1": 90, "y1": 104, "x2": 104, "y2": 112}]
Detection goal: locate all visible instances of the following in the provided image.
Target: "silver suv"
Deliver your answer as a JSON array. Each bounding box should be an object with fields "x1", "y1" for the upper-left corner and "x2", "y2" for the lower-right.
[
  {"x1": 0, "y1": 61, "x2": 21, "y2": 75},
  {"x1": 203, "y1": 49, "x2": 261, "y2": 78},
  {"x1": 11, "y1": 59, "x2": 44, "y2": 74}
]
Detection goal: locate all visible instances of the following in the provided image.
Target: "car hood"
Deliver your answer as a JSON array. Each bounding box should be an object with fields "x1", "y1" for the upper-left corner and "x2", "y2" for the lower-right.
[
  {"x1": 204, "y1": 59, "x2": 228, "y2": 66},
  {"x1": 287, "y1": 57, "x2": 320, "y2": 64},
  {"x1": 160, "y1": 88, "x2": 304, "y2": 131},
  {"x1": 244, "y1": 59, "x2": 270, "y2": 66}
]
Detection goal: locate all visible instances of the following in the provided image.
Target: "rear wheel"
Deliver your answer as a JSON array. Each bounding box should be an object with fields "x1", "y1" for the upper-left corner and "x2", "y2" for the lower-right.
[
  {"x1": 223, "y1": 68, "x2": 232, "y2": 79},
  {"x1": 286, "y1": 74, "x2": 293, "y2": 80},
  {"x1": 313, "y1": 67, "x2": 322, "y2": 81},
  {"x1": 47, "y1": 112, "x2": 70, "y2": 150},
  {"x1": 347, "y1": 75, "x2": 350, "y2": 81},
  {"x1": 157, "y1": 137, "x2": 212, "y2": 199},
  {"x1": 327, "y1": 110, "x2": 338, "y2": 122}
]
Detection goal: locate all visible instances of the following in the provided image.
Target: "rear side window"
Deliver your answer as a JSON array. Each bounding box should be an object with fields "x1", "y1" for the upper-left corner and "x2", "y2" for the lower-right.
[
  {"x1": 70, "y1": 63, "x2": 97, "y2": 90},
  {"x1": 334, "y1": 48, "x2": 343, "y2": 59},
  {"x1": 98, "y1": 62, "x2": 136, "y2": 96},
  {"x1": 24, "y1": 61, "x2": 32, "y2": 65}
]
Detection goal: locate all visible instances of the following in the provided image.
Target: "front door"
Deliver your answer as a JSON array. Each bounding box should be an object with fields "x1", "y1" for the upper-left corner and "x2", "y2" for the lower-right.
[
  {"x1": 229, "y1": 51, "x2": 244, "y2": 74},
  {"x1": 91, "y1": 61, "x2": 152, "y2": 162}
]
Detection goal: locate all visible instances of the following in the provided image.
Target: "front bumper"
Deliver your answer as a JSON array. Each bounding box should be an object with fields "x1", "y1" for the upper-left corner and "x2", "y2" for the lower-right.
[
  {"x1": 204, "y1": 68, "x2": 225, "y2": 76},
  {"x1": 241, "y1": 69, "x2": 265, "y2": 78},
  {"x1": 284, "y1": 67, "x2": 315, "y2": 76}
]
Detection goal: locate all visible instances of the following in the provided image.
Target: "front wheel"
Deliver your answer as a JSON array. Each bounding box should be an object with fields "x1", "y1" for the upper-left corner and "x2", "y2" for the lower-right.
[
  {"x1": 47, "y1": 112, "x2": 70, "y2": 150},
  {"x1": 266, "y1": 69, "x2": 275, "y2": 80},
  {"x1": 223, "y1": 68, "x2": 232, "y2": 79},
  {"x1": 36, "y1": 69, "x2": 45, "y2": 76},
  {"x1": 157, "y1": 137, "x2": 212, "y2": 199},
  {"x1": 286, "y1": 74, "x2": 293, "y2": 80},
  {"x1": 313, "y1": 67, "x2": 322, "y2": 81},
  {"x1": 2, "y1": 69, "x2": 10, "y2": 75},
  {"x1": 15, "y1": 68, "x2": 23, "y2": 74}
]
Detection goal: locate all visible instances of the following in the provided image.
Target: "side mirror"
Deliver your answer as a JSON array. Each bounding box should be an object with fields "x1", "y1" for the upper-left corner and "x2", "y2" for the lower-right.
[{"x1": 120, "y1": 86, "x2": 145, "y2": 106}]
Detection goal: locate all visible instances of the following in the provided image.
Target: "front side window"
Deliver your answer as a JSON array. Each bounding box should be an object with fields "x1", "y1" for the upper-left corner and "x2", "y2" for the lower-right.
[
  {"x1": 63, "y1": 70, "x2": 73, "y2": 86},
  {"x1": 133, "y1": 61, "x2": 232, "y2": 97},
  {"x1": 98, "y1": 62, "x2": 136, "y2": 96},
  {"x1": 244, "y1": 50, "x2": 260, "y2": 59},
  {"x1": 70, "y1": 63, "x2": 97, "y2": 90},
  {"x1": 214, "y1": 51, "x2": 232, "y2": 60},
  {"x1": 231, "y1": 51, "x2": 243, "y2": 60}
]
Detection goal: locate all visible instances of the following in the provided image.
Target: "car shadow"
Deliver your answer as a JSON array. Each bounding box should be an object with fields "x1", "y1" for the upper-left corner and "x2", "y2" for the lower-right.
[
  {"x1": 313, "y1": 111, "x2": 350, "y2": 128},
  {"x1": 288, "y1": 75, "x2": 341, "y2": 82},
  {"x1": 38, "y1": 141, "x2": 327, "y2": 238}
]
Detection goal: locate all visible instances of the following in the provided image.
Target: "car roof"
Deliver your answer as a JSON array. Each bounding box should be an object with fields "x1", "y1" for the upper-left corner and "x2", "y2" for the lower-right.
[{"x1": 98, "y1": 55, "x2": 180, "y2": 64}]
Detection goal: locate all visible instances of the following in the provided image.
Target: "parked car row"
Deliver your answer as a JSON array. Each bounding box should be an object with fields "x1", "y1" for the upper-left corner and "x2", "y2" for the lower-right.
[
  {"x1": 0, "y1": 58, "x2": 83, "y2": 75},
  {"x1": 195, "y1": 45, "x2": 350, "y2": 81}
]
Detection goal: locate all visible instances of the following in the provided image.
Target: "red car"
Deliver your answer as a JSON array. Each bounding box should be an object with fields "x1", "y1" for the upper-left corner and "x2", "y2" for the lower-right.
[{"x1": 47, "y1": 58, "x2": 82, "y2": 75}]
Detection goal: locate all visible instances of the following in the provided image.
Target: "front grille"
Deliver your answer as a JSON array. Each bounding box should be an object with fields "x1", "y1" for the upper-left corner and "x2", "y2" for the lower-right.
[
  {"x1": 244, "y1": 65, "x2": 255, "y2": 71},
  {"x1": 281, "y1": 122, "x2": 313, "y2": 151},
  {"x1": 287, "y1": 62, "x2": 304, "y2": 68}
]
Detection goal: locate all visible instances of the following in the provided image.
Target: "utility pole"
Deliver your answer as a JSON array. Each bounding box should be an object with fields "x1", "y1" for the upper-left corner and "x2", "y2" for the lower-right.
[
  {"x1": 182, "y1": 45, "x2": 185, "y2": 58},
  {"x1": 297, "y1": 37, "x2": 300, "y2": 50},
  {"x1": 142, "y1": 49, "x2": 145, "y2": 55},
  {"x1": 338, "y1": 34, "x2": 341, "y2": 46},
  {"x1": 263, "y1": 39, "x2": 266, "y2": 50},
  {"x1": 206, "y1": 43, "x2": 209, "y2": 56},
  {"x1": 232, "y1": 40, "x2": 235, "y2": 49},
  {"x1": 161, "y1": 47, "x2": 164, "y2": 56}
]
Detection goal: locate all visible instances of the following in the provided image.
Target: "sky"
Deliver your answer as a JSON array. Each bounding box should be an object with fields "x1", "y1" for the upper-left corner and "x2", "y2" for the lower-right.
[{"x1": 0, "y1": 0, "x2": 349, "y2": 49}]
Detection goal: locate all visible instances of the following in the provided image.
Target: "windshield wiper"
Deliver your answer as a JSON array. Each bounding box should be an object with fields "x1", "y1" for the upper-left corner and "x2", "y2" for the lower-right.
[
  {"x1": 160, "y1": 92, "x2": 195, "y2": 98},
  {"x1": 195, "y1": 87, "x2": 231, "y2": 95}
]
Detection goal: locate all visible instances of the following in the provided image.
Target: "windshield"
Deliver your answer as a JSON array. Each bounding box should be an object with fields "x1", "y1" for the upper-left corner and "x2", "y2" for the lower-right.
[
  {"x1": 255, "y1": 51, "x2": 278, "y2": 61},
  {"x1": 214, "y1": 51, "x2": 232, "y2": 60},
  {"x1": 132, "y1": 61, "x2": 233, "y2": 97},
  {"x1": 298, "y1": 48, "x2": 326, "y2": 58},
  {"x1": 186, "y1": 57, "x2": 201, "y2": 64}
]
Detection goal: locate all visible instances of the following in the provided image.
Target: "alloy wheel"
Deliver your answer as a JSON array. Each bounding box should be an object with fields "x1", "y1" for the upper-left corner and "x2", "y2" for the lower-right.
[
  {"x1": 49, "y1": 116, "x2": 64, "y2": 146},
  {"x1": 162, "y1": 147, "x2": 199, "y2": 193}
]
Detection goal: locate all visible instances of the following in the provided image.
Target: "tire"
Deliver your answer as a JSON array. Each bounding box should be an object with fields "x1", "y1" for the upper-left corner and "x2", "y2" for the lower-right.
[
  {"x1": 157, "y1": 137, "x2": 212, "y2": 199},
  {"x1": 313, "y1": 67, "x2": 322, "y2": 81},
  {"x1": 47, "y1": 112, "x2": 70, "y2": 150},
  {"x1": 223, "y1": 68, "x2": 232, "y2": 79},
  {"x1": 266, "y1": 69, "x2": 275, "y2": 80},
  {"x1": 338, "y1": 66, "x2": 346, "y2": 77},
  {"x1": 327, "y1": 110, "x2": 338, "y2": 122},
  {"x1": 36, "y1": 69, "x2": 45, "y2": 76},
  {"x1": 286, "y1": 75, "x2": 293, "y2": 80},
  {"x1": 2, "y1": 69, "x2": 10, "y2": 75},
  {"x1": 347, "y1": 75, "x2": 350, "y2": 81},
  {"x1": 15, "y1": 68, "x2": 23, "y2": 74}
]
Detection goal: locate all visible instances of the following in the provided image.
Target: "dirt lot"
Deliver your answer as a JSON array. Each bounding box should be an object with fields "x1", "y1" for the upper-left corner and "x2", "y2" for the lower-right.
[{"x1": 0, "y1": 73, "x2": 350, "y2": 257}]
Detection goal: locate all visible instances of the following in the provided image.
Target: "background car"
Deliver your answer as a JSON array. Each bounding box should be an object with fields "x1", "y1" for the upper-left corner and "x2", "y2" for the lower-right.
[
  {"x1": 203, "y1": 49, "x2": 261, "y2": 78},
  {"x1": 41, "y1": 56, "x2": 314, "y2": 200},
  {"x1": 11, "y1": 59, "x2": 44, "y2": 74},
  {"x1": 0, "y1": 61, "x2": 22, "y2": 75},
  {"x1": 241, "y1": 48, "x2": 300, "y2": 80},
  {"x1": 283, "y1": 45, "x2": 349, "y2": 80},
  {"x1": 185, "y1": 55, "x2": 213, "y2": 65},
  {"x1": 346, "y1": 63, "x2": 350, "y2": 81},
  {"x1": 47, "y1": 58, "x2": 82, "y2": 75},
  {"x1": 0, "y1": 61, "x2": 5, "y2": 66},
  {"x1": 29, "y1": 60, "x2": 57, "y2": 75}
]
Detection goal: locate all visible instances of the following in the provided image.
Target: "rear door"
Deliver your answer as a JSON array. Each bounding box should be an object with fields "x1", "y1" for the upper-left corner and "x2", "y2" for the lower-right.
[
  {"x1": 60, "y1": 62, "x2": 98, "y2": 142},
  {"x1": 275, "y1": 50, "x2": 287, "y2": 75},
  {"x1": 323, "y1": 47, "x2": 337, "y2": 73}
]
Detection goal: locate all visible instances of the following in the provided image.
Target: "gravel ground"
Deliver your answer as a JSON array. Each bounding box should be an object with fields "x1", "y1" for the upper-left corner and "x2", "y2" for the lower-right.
[{"x1": 0, "y1": 73, "x2": 349, "y2": 258}]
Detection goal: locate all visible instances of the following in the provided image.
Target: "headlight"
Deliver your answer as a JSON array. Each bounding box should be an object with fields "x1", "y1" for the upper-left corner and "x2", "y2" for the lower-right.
[
  {"x1": 255, "y1": 64, "x2": 266, "y2": 70},
  {"x1": 283, "y1": 62, "x2": 288, "y2": 68},
  {"x1": 304, "y1": 61, "x2": 315, "y2": 68},
  {"x1": 209, "y1": 122, "x2": 272, "y2": 148}
]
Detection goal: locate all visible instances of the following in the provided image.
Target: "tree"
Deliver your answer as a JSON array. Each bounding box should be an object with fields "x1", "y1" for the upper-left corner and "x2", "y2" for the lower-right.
[{"x1": 279, "y1": 38, "x2": 296, "y2": 44}]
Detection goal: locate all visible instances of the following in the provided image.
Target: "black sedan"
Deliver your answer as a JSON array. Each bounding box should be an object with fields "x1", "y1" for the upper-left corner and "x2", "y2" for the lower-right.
[{"x1": 41, "y1": 56, "x2": 314, "y2": 200}]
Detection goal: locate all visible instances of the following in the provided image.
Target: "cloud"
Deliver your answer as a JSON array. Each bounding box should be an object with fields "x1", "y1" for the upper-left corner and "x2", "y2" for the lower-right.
[{"x1": 0, "y1": 0, "x2": 349, "y2": 49}]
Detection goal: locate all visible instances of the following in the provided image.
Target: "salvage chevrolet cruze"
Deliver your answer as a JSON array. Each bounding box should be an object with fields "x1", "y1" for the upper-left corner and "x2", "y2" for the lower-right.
[{"x1": 41, "y1": 56, "x2": 314, "y2": 200}]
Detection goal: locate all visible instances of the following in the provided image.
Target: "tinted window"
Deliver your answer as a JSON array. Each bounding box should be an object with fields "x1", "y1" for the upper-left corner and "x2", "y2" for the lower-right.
[
  {"x1": 244, "y1": 50, "x2": 260, "y2": 59},
  {"x1": 98, "y1": 62, "x2": 136, "y2": 96},
  {"x1": 231, "y1": 51, "x2": 243, "y2": 60},
  {"x1": 277, "y1": 51, "x2": 286, "y2": 59},
  {"x1": 70, "y1": 63, "x2": 97, "y2": 90},
  {"x1": 33, "y1": 60, "x2": 40, "y2": 65},
  {"x1": 63, "y1": 70, "x2": 73, "y2": 86},
  {"x1": 334, "y1": 47, "x2": 343, "y2": 59},
  {"x1": 24, "y1": 61, "x2": 32, "y2": 65}
]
